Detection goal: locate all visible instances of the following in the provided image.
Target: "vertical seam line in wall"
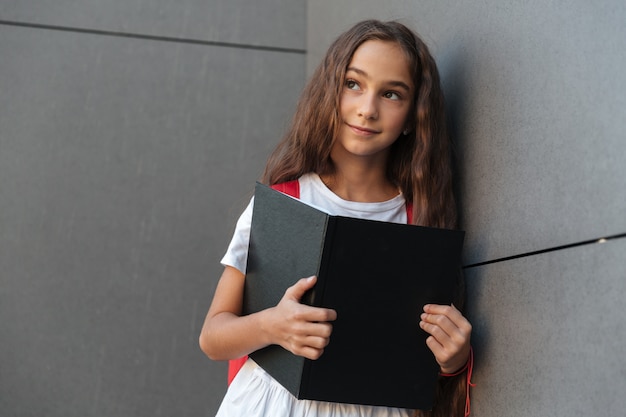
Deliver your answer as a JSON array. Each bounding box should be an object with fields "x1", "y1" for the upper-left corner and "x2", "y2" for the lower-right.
[
  {"x1": 0, "y1": 19, "x2": 306, "y2": 54},
  {"x1": 463, "y1": 232, "x2": 626, "y2": 269}
]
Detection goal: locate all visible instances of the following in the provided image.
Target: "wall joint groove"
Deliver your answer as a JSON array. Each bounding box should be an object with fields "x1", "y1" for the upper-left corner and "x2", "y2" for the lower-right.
[
  {"x1": 464, "y1": 232, "x2": 626, "y2": 269},
  {"x1": 0, "y1": 19, "x2": 306, "y2": 54}
]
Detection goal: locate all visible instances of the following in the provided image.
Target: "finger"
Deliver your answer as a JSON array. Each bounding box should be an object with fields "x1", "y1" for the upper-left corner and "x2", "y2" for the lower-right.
[
  {"x1": 422, "y1": 305, "x2": 472, "y2": 340},
  {"x1": 420, "y1": 309, "x2": 455, "y2": 334},
  {"x1": 298, "y1": 345, "x2": 326, "y2": 360},
  {"x1": 286, "y1": 331, "x2": 331, "y2": 359},
  {"x1": 297, "y1": 321, "x2": 333, "y2": 339},
  {"x1": 425, "y1": 334, "x2": 463, "y2": 371},
  {"x1": 298, "y1": 334, "x2": 333, "y2": 360},
  {"x1": 420, "y1": 310, "x2": 472, "y2": 373},
  {"x1": 302, "y1": 334, "x2": 332, "y2": 350},
  {"x1": 290, "y1": 302, "x2": 337, "y2": 323},
  {"x1": 425, "y1": 335, "x2": 444, "y2": 356},
  {"x1": 421, "y1": 312, "x2": 471, "y2": 349},
  {"x1": 419, "y1": 316, "x2": 453, "y2": 346},
  {"x1": 423, "y1": 304, "x2": 471, "y2": 332},
  {"x1": 284, "y1": 276, "x2": 317, "y2": 302},
  {"x1": 286, "y1": 333, "x2": 330, "y2": 351}
]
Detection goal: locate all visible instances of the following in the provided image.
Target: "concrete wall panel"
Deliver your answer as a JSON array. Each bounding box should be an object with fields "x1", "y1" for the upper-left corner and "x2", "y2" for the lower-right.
[
  {"x1": 307, "y1": 0, "x2": 626, "y2": 264},
  {"x1": 307, "y1": 2, "x2": 626, "y2": 415},
  {"x1": 465, "y1": 237, "x2": 626, "y2": 417},
  {"x1": 0, "y1": 24, "x2": 302, "y2": 416},
  {"x1": 0, "y1": 0, "x2": 305, "y2": 49}
]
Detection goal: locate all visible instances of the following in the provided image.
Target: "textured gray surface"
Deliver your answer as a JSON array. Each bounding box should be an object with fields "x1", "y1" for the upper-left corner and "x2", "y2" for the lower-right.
[
  {"x1": 3, "y1": 0, "x2": 625, "y2": 415},
  {"x1": 0, "y1": 0, "x2": 306, "y2": 50},
  {"x1": 306, "y1": 2, "x2": 626, "y2": 416},
  {"x1": 307, "y1": 0, "x2": 626, "y2": 264},
  {"x1": 0, "y1": 21, "x2": 302, "y2": 416},
  {"x1": 465, "y1": 237, "x2": 626, "y2": 417}
]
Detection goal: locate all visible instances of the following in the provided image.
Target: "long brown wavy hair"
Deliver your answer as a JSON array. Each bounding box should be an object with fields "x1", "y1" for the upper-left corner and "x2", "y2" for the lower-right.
[
  {"x1": 263, "y1": 19, "x2": 456, "y2": 230},
  {"x1": 264, "y1": 20, "x2": 468, "y2": 416}
]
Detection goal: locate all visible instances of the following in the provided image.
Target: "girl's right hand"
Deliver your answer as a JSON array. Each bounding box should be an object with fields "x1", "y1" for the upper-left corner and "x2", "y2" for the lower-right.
[{"x1": 267, "y1": 276, "x2": 337, "y2": 360}]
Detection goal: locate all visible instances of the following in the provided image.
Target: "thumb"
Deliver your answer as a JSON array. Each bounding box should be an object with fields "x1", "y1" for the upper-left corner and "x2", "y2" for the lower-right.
[{"x1": 285, "y1": 276, "x2": 317, "y2": 302}]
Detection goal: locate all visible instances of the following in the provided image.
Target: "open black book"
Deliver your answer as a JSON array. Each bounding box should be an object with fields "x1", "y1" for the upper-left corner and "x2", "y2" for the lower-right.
[{"x1": 243, "y1": 182, "x2": 465, "y2": 410}]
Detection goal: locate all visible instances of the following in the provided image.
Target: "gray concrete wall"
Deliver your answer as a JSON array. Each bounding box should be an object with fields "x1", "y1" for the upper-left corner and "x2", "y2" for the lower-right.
[
  {"x1": 307, "y1": 1, "x2": 626, "y2": 415},
  {"x1": 4, "y1": 1, "x2": 625, "y2": 415},
  {"x1": 0, "y1": 2, "x2": 304, "y2": 415}
]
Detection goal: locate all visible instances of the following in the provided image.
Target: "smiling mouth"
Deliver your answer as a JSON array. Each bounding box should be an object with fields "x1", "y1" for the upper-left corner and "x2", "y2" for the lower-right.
[{"x1": 347, "y1": 123, "x2": 380, "y2": 135}]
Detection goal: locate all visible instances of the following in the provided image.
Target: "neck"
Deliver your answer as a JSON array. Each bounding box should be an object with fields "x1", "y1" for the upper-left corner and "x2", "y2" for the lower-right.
[{"x1": 321, "y1": 158, "x2": 398, "y2": 202}]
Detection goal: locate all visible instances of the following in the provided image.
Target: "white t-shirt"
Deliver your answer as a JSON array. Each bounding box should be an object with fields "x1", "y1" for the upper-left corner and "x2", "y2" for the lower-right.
[{"x1": 221, "y1": 172, "x2": 409, "y2": 274}]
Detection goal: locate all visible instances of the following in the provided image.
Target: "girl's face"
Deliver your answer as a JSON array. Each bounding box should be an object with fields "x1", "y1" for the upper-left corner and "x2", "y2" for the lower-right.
[{"x1": 334, "y1": 40, "x2": 413, "y2": 165}]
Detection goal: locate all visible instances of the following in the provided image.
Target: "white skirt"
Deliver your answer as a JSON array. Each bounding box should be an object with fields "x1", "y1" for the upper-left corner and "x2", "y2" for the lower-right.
[{"x1": 215, "y1": 359, "x2": 413, "y2": 417}]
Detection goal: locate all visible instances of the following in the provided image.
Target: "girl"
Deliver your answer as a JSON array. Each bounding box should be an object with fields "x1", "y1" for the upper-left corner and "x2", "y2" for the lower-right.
[{"x1": 199, "y1": 19, "x2": 473, "y2": 417}]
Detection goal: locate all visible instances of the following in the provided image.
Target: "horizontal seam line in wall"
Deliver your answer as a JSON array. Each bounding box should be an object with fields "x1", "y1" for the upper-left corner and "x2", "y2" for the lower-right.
[
  {"x1": 0, "y1": 19, "x2": 306, "y2": 54},
  {"x1": 463, "y1": 232, "x2": 626, "y2": 269}
]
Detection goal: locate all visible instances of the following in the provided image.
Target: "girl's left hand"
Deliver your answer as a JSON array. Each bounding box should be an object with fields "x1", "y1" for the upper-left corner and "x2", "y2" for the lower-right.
[{"x1": 419, "y1": 304, "x2": 472, "y2": 374}]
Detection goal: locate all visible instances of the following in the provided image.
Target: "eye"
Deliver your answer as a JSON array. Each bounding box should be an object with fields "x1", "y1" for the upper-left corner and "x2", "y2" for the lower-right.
[
  {"x1": 345, "y1": 79, "x2": 360, "y2": 90},
  {"x1": 383, "y1": 91, "x2": 401, "y2": 100}
]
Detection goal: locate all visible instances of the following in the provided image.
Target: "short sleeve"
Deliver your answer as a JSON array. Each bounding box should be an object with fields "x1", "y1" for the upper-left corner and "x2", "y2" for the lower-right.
[{"x1": 220, "y1": 197, "x2": 254, "y2": 274}]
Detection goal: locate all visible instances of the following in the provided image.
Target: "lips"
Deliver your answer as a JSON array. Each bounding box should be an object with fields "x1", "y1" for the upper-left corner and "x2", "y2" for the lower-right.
[{"x1": 347, "y1": 123, "x2": 380, "y2": 135}]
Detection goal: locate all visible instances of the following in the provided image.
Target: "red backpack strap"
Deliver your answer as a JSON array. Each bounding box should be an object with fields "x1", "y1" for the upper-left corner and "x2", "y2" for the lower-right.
[
  {"x1": 227, "y1": 179, "x2": 301, "y2": 386},
  {"x1": 270, "y1": 179, "x2": 300, "y2": 198},
  {"x1": 227, "y1": 356, "x2": 248, "y2": 385},
  {"x1": 405, "y1": 202, "x2": 413, "y2": 224}
]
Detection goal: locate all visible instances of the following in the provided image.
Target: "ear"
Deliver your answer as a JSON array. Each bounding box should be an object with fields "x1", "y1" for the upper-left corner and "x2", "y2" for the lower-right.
[{"x1": 403, "y1": 117, "x2": 415, "y2": 135}]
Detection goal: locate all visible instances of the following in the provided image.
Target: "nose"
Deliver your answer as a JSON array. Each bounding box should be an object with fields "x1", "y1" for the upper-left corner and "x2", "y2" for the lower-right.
[{"x1": 357, "y1": 92, "x2": 378, "y2": 120}]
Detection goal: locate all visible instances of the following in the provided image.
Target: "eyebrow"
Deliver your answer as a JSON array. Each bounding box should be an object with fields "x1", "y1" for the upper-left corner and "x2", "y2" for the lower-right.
[{"x1": 346, "y1": 67, "x2": 412, "y2": 92}]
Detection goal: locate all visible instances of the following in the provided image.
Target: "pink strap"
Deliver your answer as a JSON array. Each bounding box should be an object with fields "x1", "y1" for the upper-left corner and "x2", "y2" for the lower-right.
[{"x1": 439, "y1": 346, "x2": 476, "y2": 417}]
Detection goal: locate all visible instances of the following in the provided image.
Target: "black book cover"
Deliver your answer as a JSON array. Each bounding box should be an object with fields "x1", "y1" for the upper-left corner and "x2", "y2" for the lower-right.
[{"x1": 243, "y1": 182, "x2": 465, "y2": 410}]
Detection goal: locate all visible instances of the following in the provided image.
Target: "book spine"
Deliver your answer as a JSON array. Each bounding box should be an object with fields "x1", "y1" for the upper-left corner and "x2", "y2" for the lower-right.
[
  {"x1": 299, "y1": 216, "x2": 336, "y2": 398},
  {"x1": 313, "y1": 216, "x2": 335, "y2": 307}
]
